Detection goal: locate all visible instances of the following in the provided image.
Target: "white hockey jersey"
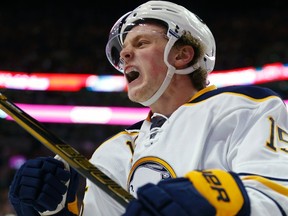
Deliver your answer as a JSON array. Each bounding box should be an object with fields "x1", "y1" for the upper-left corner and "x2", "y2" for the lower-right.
[{"x1": 80, "y1": 85, "x2": 288, "y2": 216}]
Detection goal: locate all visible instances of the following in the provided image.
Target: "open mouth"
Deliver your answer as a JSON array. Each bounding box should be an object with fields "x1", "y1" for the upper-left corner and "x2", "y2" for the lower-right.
[{"x1": 125, "y1": 71, "x2": 140, "y2": 83}]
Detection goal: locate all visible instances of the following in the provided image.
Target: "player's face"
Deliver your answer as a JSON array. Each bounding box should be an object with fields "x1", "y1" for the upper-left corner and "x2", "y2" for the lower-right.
[{"x1": 120, "y1": 24, "x2": 169, "y2": 104}]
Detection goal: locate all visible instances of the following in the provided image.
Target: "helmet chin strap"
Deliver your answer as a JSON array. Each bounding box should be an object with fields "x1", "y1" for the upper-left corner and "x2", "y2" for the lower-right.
[
  {"x1": 140, "y1": 65, "x2": 175, "y2": 106},
  {"x1": 139, "y1": 35, "x2": 200, "y2": 107}
]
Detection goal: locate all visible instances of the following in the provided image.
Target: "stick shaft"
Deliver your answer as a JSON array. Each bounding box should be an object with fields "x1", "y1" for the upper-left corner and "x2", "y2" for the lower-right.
[{"x1": 0, "y1": 93, "x2": 134, "y2": 207}]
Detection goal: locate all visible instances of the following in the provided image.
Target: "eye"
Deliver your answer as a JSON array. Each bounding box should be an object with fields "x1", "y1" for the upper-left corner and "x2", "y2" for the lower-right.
[{"x1": 136, "y1": 40, "x2": 149, "y2": 48}]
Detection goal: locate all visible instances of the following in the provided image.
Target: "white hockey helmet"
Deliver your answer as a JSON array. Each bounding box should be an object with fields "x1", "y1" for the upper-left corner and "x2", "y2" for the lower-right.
[{"x1": 105, "y1": 0, "x2": 216, "y2": 106}]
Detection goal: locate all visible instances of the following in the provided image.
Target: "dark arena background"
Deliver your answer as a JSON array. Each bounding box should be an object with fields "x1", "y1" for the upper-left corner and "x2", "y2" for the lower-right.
[{"x1": 0, "y1": 1, "x2": 287, "y2": 215}]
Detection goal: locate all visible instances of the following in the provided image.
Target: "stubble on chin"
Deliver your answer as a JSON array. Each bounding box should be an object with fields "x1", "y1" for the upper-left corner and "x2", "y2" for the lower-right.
[
  {"x1": 127, "y1": 88, "x2": 143, "y2": 103},
  {"x1": 127, "y1": 85, "x2": 153, "y2": 104}
]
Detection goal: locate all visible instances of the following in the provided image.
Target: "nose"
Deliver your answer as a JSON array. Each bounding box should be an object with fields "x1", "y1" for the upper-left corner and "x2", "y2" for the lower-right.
[{"x1": 120, "y1": 46, "x2": 133, "y2": 63}]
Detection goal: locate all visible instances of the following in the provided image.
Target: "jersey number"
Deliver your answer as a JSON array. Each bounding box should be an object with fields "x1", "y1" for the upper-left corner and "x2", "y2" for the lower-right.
[{"x1": 266, "y1": 117, "x2": 288, "y2": 153}]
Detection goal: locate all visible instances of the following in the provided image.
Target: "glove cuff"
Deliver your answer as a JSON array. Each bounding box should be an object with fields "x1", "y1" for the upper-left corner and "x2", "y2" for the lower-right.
[
  {"x1": 67, "y1": 196, "x2": 79, "y2": 215},
  {"x1": 185, "y1": 169, "x2": 250, "y2": 216}
]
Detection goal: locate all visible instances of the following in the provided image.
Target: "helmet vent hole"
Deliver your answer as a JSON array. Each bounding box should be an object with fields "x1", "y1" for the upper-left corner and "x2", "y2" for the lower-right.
[{"x1": 175, "y1": 25, "x2": 179, "y2": 33}]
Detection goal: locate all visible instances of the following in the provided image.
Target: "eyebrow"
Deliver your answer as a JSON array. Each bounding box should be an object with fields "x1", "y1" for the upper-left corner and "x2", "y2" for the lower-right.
[{"x1": 122, "y1": 30, "x2": 166, "y2": 48}]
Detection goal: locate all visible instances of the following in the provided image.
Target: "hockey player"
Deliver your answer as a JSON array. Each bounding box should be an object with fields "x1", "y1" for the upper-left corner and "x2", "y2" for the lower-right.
[{"x1": 8, "y1": 1, "x2": 288, "y2": 215}]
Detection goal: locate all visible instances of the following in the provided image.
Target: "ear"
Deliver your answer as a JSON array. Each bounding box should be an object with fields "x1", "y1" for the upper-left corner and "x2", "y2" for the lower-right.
[{"x1": 174, "y1": 45, "x2": 194, "y2": 68}]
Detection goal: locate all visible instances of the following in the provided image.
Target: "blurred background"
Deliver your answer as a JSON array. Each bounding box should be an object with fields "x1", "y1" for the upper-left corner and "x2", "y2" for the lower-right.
[{"x1": 0, "y1": 1, "x2": 287, "y2": 215}]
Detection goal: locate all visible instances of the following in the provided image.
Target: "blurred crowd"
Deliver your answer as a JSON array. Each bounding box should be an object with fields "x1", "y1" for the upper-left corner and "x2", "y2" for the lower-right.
[{"x1": 0, "y1": 2, "x2": 287, "y2": 215}]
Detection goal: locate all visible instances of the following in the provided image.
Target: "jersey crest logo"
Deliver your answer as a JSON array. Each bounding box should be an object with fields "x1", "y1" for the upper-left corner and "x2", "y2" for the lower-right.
[{"x1": 127, "y1": 157, "x2": 176, "y2": 197}]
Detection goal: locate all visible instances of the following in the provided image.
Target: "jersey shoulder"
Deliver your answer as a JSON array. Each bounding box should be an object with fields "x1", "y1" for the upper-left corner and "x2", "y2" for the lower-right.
[
  {"x1": 190, "y1": 85, "x2": 281, "y2": 103},
  {"x1": 93, "y1": 120, "x2": 144, "y2": 151}
]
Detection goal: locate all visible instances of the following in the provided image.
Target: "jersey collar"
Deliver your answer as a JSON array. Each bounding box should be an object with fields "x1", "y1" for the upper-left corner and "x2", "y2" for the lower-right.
[
  {"x1": 146, "y1": 85, "x2": 217, "y2": 121},
  {"x1": 188, "y1": 85, "x2": 217, "y2": 102}
]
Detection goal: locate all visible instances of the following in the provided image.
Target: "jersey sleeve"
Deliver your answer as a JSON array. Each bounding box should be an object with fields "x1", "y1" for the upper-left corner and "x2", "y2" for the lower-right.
[
  {"x1": 80, "y1": 130, "x2": 138, "y2": 216},
  {"x1": 225, "y1": 94, "x2": 288, "y2": 215},
  {"x1": 80, "y1": 174, "x2": 125, "y2": 216}
]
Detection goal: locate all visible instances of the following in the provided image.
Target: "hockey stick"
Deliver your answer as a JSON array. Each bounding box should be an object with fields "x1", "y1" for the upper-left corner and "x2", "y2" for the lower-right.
[{"x1": 0, "y1": 92, "x2": 134, "y2": 208}]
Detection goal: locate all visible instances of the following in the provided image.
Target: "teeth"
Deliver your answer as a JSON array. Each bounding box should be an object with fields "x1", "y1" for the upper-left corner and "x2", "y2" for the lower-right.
[{"x1": 125, "y1": 67, "x2": 137, "y2": 74}]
